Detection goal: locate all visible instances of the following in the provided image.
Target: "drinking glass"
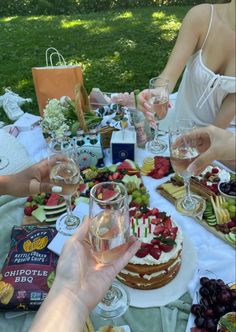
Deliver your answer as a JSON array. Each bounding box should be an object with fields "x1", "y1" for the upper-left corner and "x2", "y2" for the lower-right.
[
  {"x1": 0, "y1": 156, "x2": 9, "y2": 170},
  {"x1": 169, "y1": 120, "x2": 206, "y2": 217},
  {"x1": 89, "y1": 181, "x2": 130, "y2": 319},
  {"x1": 48, "y1": 139, "x2": 81, "y2": 235},
  {"x1": 145, "y1": 77, "x2": 169, "y2": 154}
]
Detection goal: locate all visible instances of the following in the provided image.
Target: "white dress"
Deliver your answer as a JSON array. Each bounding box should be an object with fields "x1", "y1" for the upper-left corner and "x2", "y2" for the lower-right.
[{"x1": 174, "y1": 4, "x2": 236, "y2": 127}]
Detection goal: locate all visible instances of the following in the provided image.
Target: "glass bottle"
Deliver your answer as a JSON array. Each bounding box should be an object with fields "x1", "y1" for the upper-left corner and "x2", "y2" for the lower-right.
[{"x1": 131, "y1": 90, "x2": 151, "y2": 148}]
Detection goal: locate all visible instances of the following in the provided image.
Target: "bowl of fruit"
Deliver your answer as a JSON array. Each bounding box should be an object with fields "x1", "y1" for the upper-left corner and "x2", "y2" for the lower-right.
[
  {"x1": 218, "y1": 180, "x2": 236, "y2": 199},
  {"x1": 190, "y1": 277, "x2": 236, "y2": 331}
]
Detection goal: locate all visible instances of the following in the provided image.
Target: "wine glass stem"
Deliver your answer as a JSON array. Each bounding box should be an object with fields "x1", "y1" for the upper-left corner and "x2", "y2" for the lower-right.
[
  {"x1": 64, "y1": 195, "x2": 74, "y2": 224},
  {"x1": 183, "y1": 178, "x2": 195, "y2": 209},
  {"x1": 153, "y1": 120, "x2": 160, "y2": 144}
]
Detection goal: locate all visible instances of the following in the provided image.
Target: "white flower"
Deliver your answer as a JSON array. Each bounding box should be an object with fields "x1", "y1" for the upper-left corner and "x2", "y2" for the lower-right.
[{"x1": 41, "y1": 98, "x2": 69, "y2": 139}]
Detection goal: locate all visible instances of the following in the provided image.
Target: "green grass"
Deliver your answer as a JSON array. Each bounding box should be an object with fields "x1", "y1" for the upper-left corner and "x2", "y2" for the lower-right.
[{"x1": 0, "y1": 6, "x2": 190, "y2": 124}]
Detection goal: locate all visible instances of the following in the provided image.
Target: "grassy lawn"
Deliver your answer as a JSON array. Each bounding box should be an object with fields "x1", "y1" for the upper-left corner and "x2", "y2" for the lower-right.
[{"x1": 0, "y1": 6, "x2": 190, "y2": 123}]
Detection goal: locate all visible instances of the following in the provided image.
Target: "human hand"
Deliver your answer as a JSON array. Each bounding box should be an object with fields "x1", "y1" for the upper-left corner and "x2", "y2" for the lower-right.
[
  {"x1": 3, "y1": 157, "x2": 65, "y2": 197},
  {"x1": 54, "y1": 217, "x2": 141, "y2": 312},
  {"x1": 173, "y1": 125, "x2": 236, "y2": 175}
]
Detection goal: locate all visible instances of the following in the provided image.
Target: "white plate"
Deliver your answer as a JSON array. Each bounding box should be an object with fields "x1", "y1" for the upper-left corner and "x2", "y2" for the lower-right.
[
  {"x1": 116, "y1": 234, "x2": 197, "y2": 308},
  {"x1": 96, "y1": 326, "x2": 130, "y2": 332}
]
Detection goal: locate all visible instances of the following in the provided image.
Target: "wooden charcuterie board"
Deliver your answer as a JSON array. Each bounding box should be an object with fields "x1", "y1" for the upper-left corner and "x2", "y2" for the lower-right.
[{"x1": 157, "y1": 179, "x2": 235, "y2": 248}]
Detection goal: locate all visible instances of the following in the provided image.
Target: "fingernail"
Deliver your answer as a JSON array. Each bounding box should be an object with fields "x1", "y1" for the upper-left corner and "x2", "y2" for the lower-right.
[{"x1": 52, "y1": 186, "x2": 63, "y2": 193}]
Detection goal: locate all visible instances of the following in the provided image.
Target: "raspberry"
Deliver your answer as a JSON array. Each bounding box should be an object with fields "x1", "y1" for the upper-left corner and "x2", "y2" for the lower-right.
[{"x1": 149, "y1": 247, "x2": 161, "y2": 260}]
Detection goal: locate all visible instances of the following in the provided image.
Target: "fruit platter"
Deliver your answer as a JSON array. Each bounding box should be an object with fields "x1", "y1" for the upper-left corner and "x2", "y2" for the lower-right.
[
  {"x1": 23, "y1": 159, "x2": 150, "y2": 225},
  {"x1": 190, "y1": 276, "x2": 236, "y2": 332},
  {"x1": 140, "y1": 156, "x2": 173, "y2": 179},
  {"x1": 23, "y1": 193, "x2": 79, "y2": 225},
  {"x1": 79, "y1": 159, "x2": 150, "y2": 209},
  {"x1": 157, "y1": 166, "x2": 236, "y2": 247}
]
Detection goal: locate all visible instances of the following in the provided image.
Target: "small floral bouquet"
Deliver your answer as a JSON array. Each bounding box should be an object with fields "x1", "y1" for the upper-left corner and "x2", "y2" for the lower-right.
[
  {"x1": 41, "y1": 94, "x2": 131, "y2": 140},
  {"x1": 41, "y1": 97, "x2": 100, "y2": 139}
]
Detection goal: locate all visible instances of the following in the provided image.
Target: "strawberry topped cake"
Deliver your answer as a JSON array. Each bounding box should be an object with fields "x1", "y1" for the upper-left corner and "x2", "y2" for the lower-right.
[{"x1": 117, "y1": 208, "x2": 183, "y2": 290}]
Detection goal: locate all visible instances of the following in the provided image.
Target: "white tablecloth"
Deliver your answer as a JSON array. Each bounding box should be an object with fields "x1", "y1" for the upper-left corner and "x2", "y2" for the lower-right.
[{"x1": 1, "y1": 120, "x2": 235, "y2": 332}]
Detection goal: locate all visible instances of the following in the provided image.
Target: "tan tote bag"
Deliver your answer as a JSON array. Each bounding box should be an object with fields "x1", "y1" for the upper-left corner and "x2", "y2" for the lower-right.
[{"x1": 32, "y1": 48, "x2": 83, "y2": 116}]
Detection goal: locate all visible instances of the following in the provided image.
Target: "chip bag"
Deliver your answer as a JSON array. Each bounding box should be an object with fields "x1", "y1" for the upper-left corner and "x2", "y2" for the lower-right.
[{"x1": 0, "y1": 226, "x2": 58, "y2": 311}]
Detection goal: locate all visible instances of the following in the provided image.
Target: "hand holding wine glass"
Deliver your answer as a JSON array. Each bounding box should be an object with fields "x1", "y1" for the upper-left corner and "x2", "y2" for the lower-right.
[
  {"x1": 146, "y1": 77, "x2": 169, "y2": 154},
  {"x1": 89, "y1": 181, "x2": 131, "y2": 319},
  {"x1": 48, "y1": 139, "x2": 81, "y2": 235},
  {"x1": 169, "y1": 120, "x2": 206, "y2": 217}
]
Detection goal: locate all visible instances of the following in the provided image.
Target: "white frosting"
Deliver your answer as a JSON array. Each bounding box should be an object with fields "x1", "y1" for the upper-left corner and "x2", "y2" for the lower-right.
[
  {"x1": 120, "y1": 258, "x2": 181, "y2": 280},
  {"x1": 130, "y1": 218, "x2": 183, "y2": 265}
]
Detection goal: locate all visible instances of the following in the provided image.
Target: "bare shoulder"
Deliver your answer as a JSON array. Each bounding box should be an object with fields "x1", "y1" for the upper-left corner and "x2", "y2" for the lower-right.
[{"x1": 184, "y1": 4, "x2": 212, "y2": 26}]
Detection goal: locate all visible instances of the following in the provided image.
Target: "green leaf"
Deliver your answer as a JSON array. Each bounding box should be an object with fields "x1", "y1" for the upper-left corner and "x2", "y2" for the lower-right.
[{"x1": 154, "y1": 236, "x2": 176, "y2": 246}]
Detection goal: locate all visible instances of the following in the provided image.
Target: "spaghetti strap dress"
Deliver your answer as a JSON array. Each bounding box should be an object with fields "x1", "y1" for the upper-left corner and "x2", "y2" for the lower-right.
[{"x1": 174, "y1": 4, "x2": 236, "y2": 127}]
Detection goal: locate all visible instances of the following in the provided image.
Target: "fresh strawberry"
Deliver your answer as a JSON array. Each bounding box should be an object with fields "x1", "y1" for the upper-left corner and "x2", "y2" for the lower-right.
[
  {"x1": 129, "y1": 209, "x2": 136, "y2": 217},
  {"x1": 169, "y1": 232, "x2": 177, "y2": 240},
  {"x1": 24, "y1": 206, "x2": 33, "y2": 216},
  {"x1": 151, "y1": 208, "x2": 159, "y2": 216},
  {"x1": 135, "y1": 246, "x2": 150, "y2": 258},
  {"x1": 151, "y1": 239, "x2": 160, "y2": 245},
  {"x1": 153, "y1": 225, "x2": 165, "y2": 235},
  {"x1": 205, "y1": 171, "x2": 211, "y2": 178},
  {"x1": 163, "y1": 228, "x2": 170, "y2": 237},
  {"x1": 112, "y1": 171, "x2": 120, "y2": 180},
  {"x1": 141, "y1": 242, "x2": 153, "y2": 249},
  {"x1": 212, "y1": 167, "x2": 219, "y2": 174},
  {"x1": 149, "y1": 246, "x2": 161, "y2": 260},
  {"x1": 163, "y1": 217, "x2": 172, "y2": 229},
  {"x1": 170, "y1": 226, "x2": 178, "y2": 234},
  {"x1": 159, "y1": 244, "x2": 173, "y2": 252}
]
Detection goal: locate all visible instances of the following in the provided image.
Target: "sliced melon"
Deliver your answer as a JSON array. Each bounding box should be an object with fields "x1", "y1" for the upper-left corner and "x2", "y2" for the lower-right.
[
  {"x1": 32, "y1": 206, "x2": 46, "y2": 223},
  {"x1": 225, "y1": 233, "x2": 236, "y2": 245}
]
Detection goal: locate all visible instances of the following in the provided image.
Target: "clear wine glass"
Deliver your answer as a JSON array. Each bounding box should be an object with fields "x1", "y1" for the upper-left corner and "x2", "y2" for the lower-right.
[
  {"x1": 0, "y1": 156, "x2": 9, "y2": 170},
  {"x1": 169, "y1": 120, "x2": 206, "y2": 217},
  {"x1": 145, "y1": 76, "x2": 169, "y2": 154},
  {"x1": 48, "y1": 138, "x2": 81, "y2": 235},
  {"x1": 89, "y1": 181, "x2": 130, "y2": 319}
]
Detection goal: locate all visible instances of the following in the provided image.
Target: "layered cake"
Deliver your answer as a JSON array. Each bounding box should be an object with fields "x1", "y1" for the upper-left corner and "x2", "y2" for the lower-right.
[{"x1": 117, "y1": 208, "x2": 183, "y2": 289}]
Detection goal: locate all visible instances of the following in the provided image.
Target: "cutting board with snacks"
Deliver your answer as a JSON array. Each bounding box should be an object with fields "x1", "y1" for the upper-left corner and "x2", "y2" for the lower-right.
[
  {"x1": 157, "y1": 166, "x2": 236, "y2": 248},
  {"x1": 22, "y1": 159, "x2": 150, "y2": 226}
]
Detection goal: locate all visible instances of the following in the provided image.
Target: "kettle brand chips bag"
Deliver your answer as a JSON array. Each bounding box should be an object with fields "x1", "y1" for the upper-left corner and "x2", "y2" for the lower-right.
[{"x1": 0, "y1": 226, "x2": 58, "y2": 311}]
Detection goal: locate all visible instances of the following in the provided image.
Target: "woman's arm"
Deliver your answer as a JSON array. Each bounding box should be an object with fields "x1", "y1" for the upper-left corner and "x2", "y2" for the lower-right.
[{"x1": 213, "y1": 93, "x2": 236, "y2": 129}]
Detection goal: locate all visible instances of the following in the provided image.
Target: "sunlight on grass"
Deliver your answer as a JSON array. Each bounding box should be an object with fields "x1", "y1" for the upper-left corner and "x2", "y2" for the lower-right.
[
  {"x1": 115, "y1": 11, "x2": 133, "y2": 19},
  {"x1": 26, "y1": 16, "x2": 54, "y2": 21},
  {"x1": 16, "y1": 78, "x2": 31, "y2": 90},
  {"x1": 0, "y1": 16, "x2": 18, "y2": 22},
  {"x1": 152, "y1": 12, "x2": 166, "y2": 19},
  {"x1": 61, "y1": 19, "x2": 83, "y2": 28}
]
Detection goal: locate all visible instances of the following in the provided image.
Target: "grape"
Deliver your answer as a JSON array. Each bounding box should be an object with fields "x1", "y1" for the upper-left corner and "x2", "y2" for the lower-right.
[
  {"x1": 204, "y1": 308, "x2": 214, "y2": 318},
  {"x1": 191, "y1": 304, "x2": 201, "y2": 316},
  {"x1": 214, "y1": 304, "x2": 226, "y2": 317},
  {"x1": 230, "y1": 289, "x2": 236, "y2": 300},
  {"x1": 194, "y1": 317, "x2": 205, "y2": 328},
  {"x1": 199, "y1": 286, "x2": 210, "y2": 297},
  {"x1": 231, "y1": 299, "x2": 236, "y2": 311},
  {"x1": 205, "y1": 318, "x2": 217, "y2": 332},
  {"x1": 217, "y1": 290, "x2": 231, "y2": 304},
  {"x1": 200, "y1": 277, "x2": 210, "y2": 287}
]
